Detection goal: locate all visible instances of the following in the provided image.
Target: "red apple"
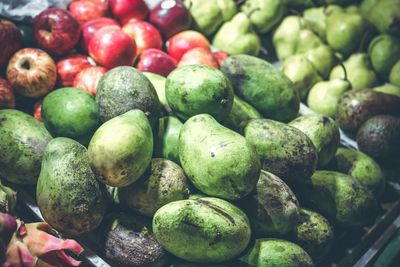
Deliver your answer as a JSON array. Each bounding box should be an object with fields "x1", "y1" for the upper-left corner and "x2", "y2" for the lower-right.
[
  {"x1": 6, "y1": 48, "x2": 57, "y2": 98},
  {"x1": 213, "y1": 51, "x2": 230, "y2": 66},
  {"x1": 178, "y1": 47, "x2": 219, "y2": 68},
  {"x1": 89, "y1": 26, "x2": 137, "y2": 68},
  {"x1": 109, "y1": 0, "x2": 149, "y2": 24},
  {"x1": 73, "y1": 66, "x2": 108, "y2": 95},
  {"x1": 68, "y1": 0, "x2": 109, "y2": 25},
  {"x1": 80, "y1": 17, "x2": 120, "y2": 53},
  {"x1": 32, "y1": 8, "x2": 81, "y2": 56},
  {"x1": 122, "y1": 20, "x2": 163, "y2": 55},
  {"x1": 0, "y1": 77, "x2": 16, "y2": 109},
  {"x1": 0, "y1": 19, "x2": 23, "y2": 70},
  {"x1": 136, "y1": 48, "x2": 177, "y2": 76},
  {"x1": 167, "y1": 30, "x2": 210, "y2": 61},
  {"x1": 34, "y1": 99, "x2": 43, "y2": 121},
  {"x1": 57, "y1": 54, "x2": 94, "y2": 87},
  {"x1": 150, "y1": 0, "x2": 191, "y2": 39}
]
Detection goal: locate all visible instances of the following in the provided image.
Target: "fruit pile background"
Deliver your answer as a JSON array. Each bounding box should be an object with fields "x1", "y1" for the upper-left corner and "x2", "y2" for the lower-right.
[{"x1": 0, "y1": 0, "x2": 400, "y2": 266}]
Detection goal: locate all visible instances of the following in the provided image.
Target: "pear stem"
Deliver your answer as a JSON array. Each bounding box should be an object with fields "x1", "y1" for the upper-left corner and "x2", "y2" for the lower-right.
[
  {"x1": 186, "y1": 0, "x2": 192, "y2": 10},
  {"x1": 247, "y1": 7, "x2": 261, "y2": 18},
  {"x1": 358, "y1": 29, "x2": 370, "y2": 53},
  {"x1": 290, "y1": 9, "x2": 304, "y2": 29},
  {"x1": 339, "y1": 63, "x2": 349, "y2": 83}
]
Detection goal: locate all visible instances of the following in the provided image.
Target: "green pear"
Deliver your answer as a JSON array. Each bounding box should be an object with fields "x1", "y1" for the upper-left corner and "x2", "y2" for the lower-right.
[
  {"x1": 368, "y1": 0, "x2": 400, "y2": 35},
  {"x1": 281, "y1": 54, "x2": 322, "y2": 100},
  {"x1": 373, "y1": 84, "x2": 400, "y2": 97},
  {"x1": 326, "y1": 8, "x2": 369, "y2": 57},
  {"x1": 296, "y1": 29, "x2": 325, "y2": 55},
  {"x1": 304, "y1": 45, "x2": 337, "y2": 78},
  {"x1": 213, "y1": 12, "x2": 261, "y2": 56},
  {"x1": 241, "y1": 0, "x2": 285, "y2": 34},
  {"x1": 307, "y1": 79, "x2": 351, "y2": 118},
  {"x1": 368, "y1": 34, "x2": 400, "y2": 77},
  {"x1": 360, "y1": 0, "x2": 379, "y2": 17},
  {"x1": 330, "y1": 53, "x2": 378, "y2": 89},
  {"x1": 390, "y1": 60, "x2": 400, "y2": 87},
  {"x1": 303, "y1": 5, "x2": 342, "y2": 41},
  {"x1": 184, "y1": 0, "x2": 237, "y2": 36}
]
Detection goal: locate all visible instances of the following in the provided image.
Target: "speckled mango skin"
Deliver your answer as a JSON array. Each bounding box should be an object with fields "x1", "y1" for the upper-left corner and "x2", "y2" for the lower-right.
[
  {"x1": 42, "y1": 87, "x2": 99, "y2": 146},
  {"x1": 289, "y1": 114, "x2": 340, "y2": 168},
  {"x1": 0, "y1": 109, "x2": 52, "y2": 184},
  {"x1": 221, "y1": 55, "x2": 299, "y2": 122},
  {"x1": 166, "y1": 65, "x2": 234, "y2": 122},
  {"x1": 333, "y1": 148, "x2": 385, "y2": 196},
  {"x1": 239, "y1": 238, "x2": 314, "y2": 267},
  {"x1": 244, "y1": 118, "x2": 317, "y2": 183},
  {"x1": 37, "y1": 137, "x2": 106, "y2": 237},
  {"x1": 153, "y1": 197, "x2": 251, "y2": 263},
  {"x1": 240, "y1": 170, "x2": 300, "y2": 236},
  {"x1": 179, "y1": 114, "x2": 260, "y2": 200},
  {"x1": 118, "y1": 158, "x2": 190, "y2": 217},
  {"x1": 225, "y1": 95, "x2": 262, "y2": 134},
  {"x1": 305, "y1": 170, "x2": 377, "y2": 227},
  {"x1": 88, "y1": 110, "x2": 153, "y2": 187},
  {"x1": 294, "y1": 208, "x2": 334, "y2": 262},
  {"x1": 96, "y1": 66, "x2": 161, "y2": 126}
]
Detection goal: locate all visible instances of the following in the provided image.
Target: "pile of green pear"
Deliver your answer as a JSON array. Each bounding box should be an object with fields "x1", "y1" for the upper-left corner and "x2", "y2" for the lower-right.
[{"x1": 1, "y1": 46, "x2": 393, "y2": 265}]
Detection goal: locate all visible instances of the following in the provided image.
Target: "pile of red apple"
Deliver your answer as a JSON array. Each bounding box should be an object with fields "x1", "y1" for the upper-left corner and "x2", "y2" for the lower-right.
[{"x1": 0, "y1": 0, "x2": 229, "y2": 118}]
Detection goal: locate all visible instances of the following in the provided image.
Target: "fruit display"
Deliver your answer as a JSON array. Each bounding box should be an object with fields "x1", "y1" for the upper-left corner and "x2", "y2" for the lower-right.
[{"x1": 0, "y1": 0, "x2": 400, "y2": 266}]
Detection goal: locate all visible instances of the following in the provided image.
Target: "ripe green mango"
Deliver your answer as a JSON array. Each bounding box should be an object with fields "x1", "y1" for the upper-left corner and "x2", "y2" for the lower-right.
[
  {"x1": 293, "y1": 209, "x2": 334, "y2": 263},
  {"x1": 37, "y1": 137, "x2": 106, "y2": 236},
  {"x1": 368, "y1": 34, "x2": 400, "y2": 78},
  {"x1": 302, "y1": 170, "x2": 377, "y2": 227},
  {"x1": 166, "y1": 65, "x2": 234, "y2": 122},
  {"x1": 42, "y1": 87, "x2": 100, "y2": 146},
  {"x1": 239, "y1": 238, "x2": 314, "y2": 267},
  {"x1": 221, "y1": 54, "x2": 299, "y2": 122},
  {"x1": 239, "y1": 170, "x2": 300, "y2": 236},
  {"x1": 179, "y1": 114, "x2": 260, "y2": 200},
  {"x1": 154, "y1": 116, "x2": 183, "y2": 164},
  {"x1": 244, "y1": 119, "x2": 317, "y2": 183},
  {"x1": 118, "y1": 158, "x2": 190, "y2": 217},
  {"x1": 153, "y1": 197, "x2": 251, "y2": 263},
  {"x1": 0, "y1": 109, "x2": 52, "y2": 184},
  {"x1": 333, "y1": 148, "x2": 385, "y2": 196},
  {"x1": 289, "y1": 115, "x2": 340, "y2": 168},
  {"x1": 88, "y1": 109, "x2": 153, "y2": 187}
]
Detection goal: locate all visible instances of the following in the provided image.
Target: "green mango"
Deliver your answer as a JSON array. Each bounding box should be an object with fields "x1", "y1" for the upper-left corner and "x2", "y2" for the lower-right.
[
  {"x1": 367, "y1": 0, "x2": 400, "y2": 35},
  {"x1": 330, "y1": 53, "x2": 378, "y2": 90},
  {"x1": 241, "y1": 0, "x2": 285, "y2": 34},
  {"x1": 42, "y1": 87, "x2": 100, "y2": 146},
  {"x1": 88, "y1": 110, "x2": 153, "y2": 187},
  {"x1": 224, "y1": 94, "x2": 262, "y2": 134},
  {"x1": 326, "y1": 8, "x2": 369, "y2": 57},
  {"x1": 390, "y1": 60, "x2": 400, "y2": 86},
  {"x1": 213, "y1": 13, "x2": 261, "y2": 56},
  {"x1": 37, "y1": 137, "x2": 106, "y2": 236},
  {"x1": 307, "y1": 79, "x2": 351, "y2": 118},
  {"x1": 244, "y1": 118, "x2": 317, "y2": 183},
  {"x1": 0, "y1": 109, "x2": 52, "y2": 184},
  {"x1": 281, "y1": 54, "x2": 323, "y2": 100},
  {"x1": 356, "y1": 115, "x2": 400, "y2": 159},
  {"x1": 373, "y1": 84, "x2": 400, "y2": 97},
  {"x1": 239, "y1": 170, "x2": 300, "y2": 236},
  {"x1": 101, "y1": 213, "x2": 167, "y2": 267},
  {"x1": 179, "y1": 114, "x2": 260, "y2": 200},
  {"x1": 165, "y1": 65, "x2": 234, "y2": 122},
  {"x1": 293, "y1": 209, "x2": 334, "y2": 262},
  {"x1": 239, "y1": 238, "x2": 314, "y2": 267},
  {"x1": 368, "y1": 34, "x2": 400, "y2": 78},
  {"x1": 143, "y1": 72, "x2": 172, "y2": 115},
  {"x1": 118, "y1": 159, "x2": 190, "y2": 217},
  {"x1": 153, "y1": 197, "x2": 251, "y2": 263},
  {"x1": 184, "y1": 0, "x2": 237, "y2": 36},
  {"x1": 289, "y1": 115, "x2": 340, "y2": 168},
  {"x1": 336, "y1": 89, "x2": 400, "y2": 135},
  {"x1": 333, "y1": 148, "x2": 385, "y2": 196},
  {"x1": 96, "y1": 66, "x2": 161, "y2": 126},
  {"x1": 304, "y1": 45, "x2": 337, "y2": 79},
  {"x1": 155, "y1": 116, "x2": 183, "y2": 164},
  {"x1": 221, "y1": 54, "x2": 299, "y2": 122},
  {"x1": 302, "y1": 170, "x2": 377, "y2": 227}
]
